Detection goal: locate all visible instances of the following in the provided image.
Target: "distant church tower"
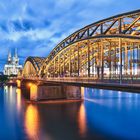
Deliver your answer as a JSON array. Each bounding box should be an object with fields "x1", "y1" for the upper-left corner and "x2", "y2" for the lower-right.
[
  {"x1": 8, "y1": 50, "x2": 12, "y2": 64},
  {"x1": 15, "y1": 48, "x2": 19, "y2": 65},
  {"x1": 3, "y1": 48, "x2": 22, "y2": 76},
  {"x1": 13, "y1": 48, "x2": 19, "y2": 66}
]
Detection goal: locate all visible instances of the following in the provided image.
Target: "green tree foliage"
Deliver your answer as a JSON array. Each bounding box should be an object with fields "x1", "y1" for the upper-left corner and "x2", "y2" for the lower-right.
[{"x1": 0, "y1": 75, "x2": 8, "y2": 83}]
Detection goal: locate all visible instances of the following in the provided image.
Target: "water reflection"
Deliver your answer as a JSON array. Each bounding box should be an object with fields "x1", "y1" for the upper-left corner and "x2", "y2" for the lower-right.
[
  {"x1": 1, "y1": 86, "x2": 140, "y2": 140},
  {"x1": 25, "y1": 104, "x2": 40, "y2": 140},
  {"x1": 84, "y1": 87, "x2": 140, "y2": 140},
  {"x1": 78, "y1": 103, "x2": 87, "y2": 137},
  {"x1": 4, "y1": 86, "x2": 8, "y2": 93},
  {"x1": 16, "y1": 88, "x2": 21, "y2": 111},
  {"x1": 81, "y1": 87, "x2": 85, "y2": 98}
]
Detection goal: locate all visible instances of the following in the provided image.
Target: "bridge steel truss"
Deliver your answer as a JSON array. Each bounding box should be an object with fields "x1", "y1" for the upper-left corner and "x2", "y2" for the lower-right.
[
  {"x1": 37, "y1": 10, "x2": 140, "y2": 82},
  {"x1": 22, "y1": 57, "x2": 45, "y2": 77}
]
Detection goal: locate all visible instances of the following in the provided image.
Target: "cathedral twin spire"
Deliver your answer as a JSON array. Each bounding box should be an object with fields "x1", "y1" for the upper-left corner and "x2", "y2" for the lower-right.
[
  {"x1": 4, "y1": 48, "x2": 22, "y2": 76},
  {"x1": 8, "y1": 50, "x2": 12, "y2": 63},
  {"x1": 8, "y1": 48, "x2": 19, "y2": 65}
]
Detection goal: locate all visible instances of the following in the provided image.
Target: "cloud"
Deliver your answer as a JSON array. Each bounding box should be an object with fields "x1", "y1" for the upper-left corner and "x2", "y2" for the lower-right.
[{"x1": 0, "y1": 0, "x2": 140, "y2": 71}]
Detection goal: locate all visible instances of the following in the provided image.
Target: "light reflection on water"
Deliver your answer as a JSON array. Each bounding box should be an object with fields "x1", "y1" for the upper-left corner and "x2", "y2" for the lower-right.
[
  {"x1": 78, "y1": 103, "x2": 87, "y2": 138},
  {"x1": 0, "y1": 86, "x2": 140, "y2": 140},
  {"x1": 16, "y1": 88, "x2": 21, "y2": 111},
  {"x1": 84, "y1": 88, "x2": 140, "y2": 140},
  {"x1": 25, "y1": 104, "x2": 40, "y2": 140}
]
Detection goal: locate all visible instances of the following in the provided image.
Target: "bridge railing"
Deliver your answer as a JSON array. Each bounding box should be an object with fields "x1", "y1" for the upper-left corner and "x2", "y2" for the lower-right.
[
  {"x1": 44, "y1": 77, "x2": 140, "y2": 85},
  {"x1": 18, "y1": 75, "x2": 140, "y2": 86}
]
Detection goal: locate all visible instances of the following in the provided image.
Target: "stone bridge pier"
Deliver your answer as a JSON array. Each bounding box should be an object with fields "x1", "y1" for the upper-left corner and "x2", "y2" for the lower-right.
[
  {"x1": 30, "y1": 83, "x2": 81, "y2": 101},
  {"x1": 17, "y1": 80, "x2": 81, "y2": 101}
]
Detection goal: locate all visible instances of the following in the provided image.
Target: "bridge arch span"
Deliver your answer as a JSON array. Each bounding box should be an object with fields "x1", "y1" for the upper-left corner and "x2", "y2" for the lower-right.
[
  {"x1": 39, "y1": 9, "x2": 140, "y2": 81},
  {"x1": 22, "y1": 57, "x2": 45, "y2": 77}
]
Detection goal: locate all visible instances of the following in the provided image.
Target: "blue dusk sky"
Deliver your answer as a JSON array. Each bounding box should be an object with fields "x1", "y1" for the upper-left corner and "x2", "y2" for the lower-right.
[{"x1": 0, "y1": 0, "x2": 140, "y2": 70}]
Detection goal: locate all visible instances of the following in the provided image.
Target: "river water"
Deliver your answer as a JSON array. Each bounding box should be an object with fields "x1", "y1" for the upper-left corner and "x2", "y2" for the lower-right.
[{"x1": 0, "y1": 86, "x2": 140, "y2": 140}]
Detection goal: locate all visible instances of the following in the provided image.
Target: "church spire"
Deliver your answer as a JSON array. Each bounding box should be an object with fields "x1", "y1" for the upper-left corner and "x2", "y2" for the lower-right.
[
  {"x1": 15, "y1": 48, "x2": 18, "y2": 58},
  {"x1": 4, "y1": 48, "x2": 22, "y2": 76},
  {"x1": 14, "y1": 48, "x2": 19, "y2": 65},
  {"x1": 8, "y1": 50, "x2": 12, "y2": 64}
]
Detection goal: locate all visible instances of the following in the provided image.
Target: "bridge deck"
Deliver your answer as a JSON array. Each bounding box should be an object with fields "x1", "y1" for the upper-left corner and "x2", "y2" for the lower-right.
[{"x1": 18, "y1": 77, "x2": 140, "y2": 93}]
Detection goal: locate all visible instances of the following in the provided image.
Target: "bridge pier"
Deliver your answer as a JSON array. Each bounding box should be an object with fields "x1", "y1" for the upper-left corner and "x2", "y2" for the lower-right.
[
  {"x1": 30, "y1": 84, "x2": 65, "y2": 101},
  {"x1": 17, "y1": 79, "x2": 82, "y2": 101},
  {"x1": 30, "y1": 84, "x2": 81, "y2": 101},
  {"x1": 63, "y1": 85, "x2": 81, "y2": 100},
  {"x1": 16, "y1": 80, "x2": 22, "y2": 88}
]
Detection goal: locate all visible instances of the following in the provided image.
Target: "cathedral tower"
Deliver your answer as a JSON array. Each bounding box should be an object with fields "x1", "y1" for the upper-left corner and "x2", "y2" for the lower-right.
[
  {"x1": 14, "y1": 48, "x2": 19, "y2": 65},
  {"x1": 4, "y1": 48, "x2": 22, "y2": 76},
  {"x1": 8, "y1": 50, "x2": 12, "y2": 64}
]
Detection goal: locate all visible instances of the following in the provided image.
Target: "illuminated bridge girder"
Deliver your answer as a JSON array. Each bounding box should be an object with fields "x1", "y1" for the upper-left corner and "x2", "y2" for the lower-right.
[
  {"x1": 21, "y1": 9, "x2": 140, "y2": 82},
  {"x1": 41, "y1": 38, "x2": 140, "y2": 81},
  {"x1": 22, "y1": 57, "x2": 45, "y2": 77},
  {"x1": 42, "y1": 9, "x2": 140, "y2": 66}
]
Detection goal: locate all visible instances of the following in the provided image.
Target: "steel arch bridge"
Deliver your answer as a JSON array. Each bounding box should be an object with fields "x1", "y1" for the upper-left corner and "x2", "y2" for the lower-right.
[
  {"x1": 22, "y1": 57, "x2": 45, "y2": 77},
  {"x1": 23, "y1": 9, "x2": 140, "y2": 83}
]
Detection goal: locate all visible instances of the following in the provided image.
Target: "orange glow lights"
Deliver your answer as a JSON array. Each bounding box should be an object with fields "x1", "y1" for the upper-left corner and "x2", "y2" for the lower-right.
[
  {"x1": 30, "y1": 84, "x2": 38, "y2": 100},
  {"x1": 16, "y1": 88, "x2": 21, "y2": 111},
  {"x1": 78, "y1": 103, "x2": 87, "y2": 137},
  {"x1": 16, "y1": 80, "x2": 21, "y2": 88},
  {"x1": 25, "y1": 104, "x2": 40, "y2": 139},
  {"x1": 81, "y1": 87, "x2": 85, "y2": 98},
  {"x1": 28, "y1": 83, "x2": 32, "y2": 87}
]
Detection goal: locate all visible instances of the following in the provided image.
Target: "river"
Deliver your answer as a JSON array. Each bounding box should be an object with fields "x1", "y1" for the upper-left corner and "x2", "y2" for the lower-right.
[{"x1": 0, "y1": 86, "x2": 139, "y2": 140}]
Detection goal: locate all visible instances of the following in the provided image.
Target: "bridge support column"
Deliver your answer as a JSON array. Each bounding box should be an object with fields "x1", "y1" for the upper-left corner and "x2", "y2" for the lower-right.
[
  {"x1": 30, "y1": 84, "x2": 81, "y2": 101},
  {"x1": 18, "y1": 80, "x2": 30, "y2": 99},
  {"x1": 16, "y1": 80, "x2": 22, "y2": 88},
  {"x1": 63, "y1": 85, "x2": 81, "y2": 99},
  {"x1": 30, "y1": 84, "x2": 64, "y2": 101},
  {"x1": 19, "y1": 81, "x2": 82, "y2": 101}
]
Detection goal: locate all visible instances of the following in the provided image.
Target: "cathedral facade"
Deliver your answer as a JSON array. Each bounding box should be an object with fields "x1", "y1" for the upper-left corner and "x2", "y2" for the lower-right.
[{"x1": 3, "y1": 49, "x2": 22, "y2": 76}]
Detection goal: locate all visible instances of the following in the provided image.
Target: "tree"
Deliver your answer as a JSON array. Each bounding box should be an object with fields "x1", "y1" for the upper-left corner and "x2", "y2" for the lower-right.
[{"x1": 0, "y1": 75, "x2": 8, "y2": 83}]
